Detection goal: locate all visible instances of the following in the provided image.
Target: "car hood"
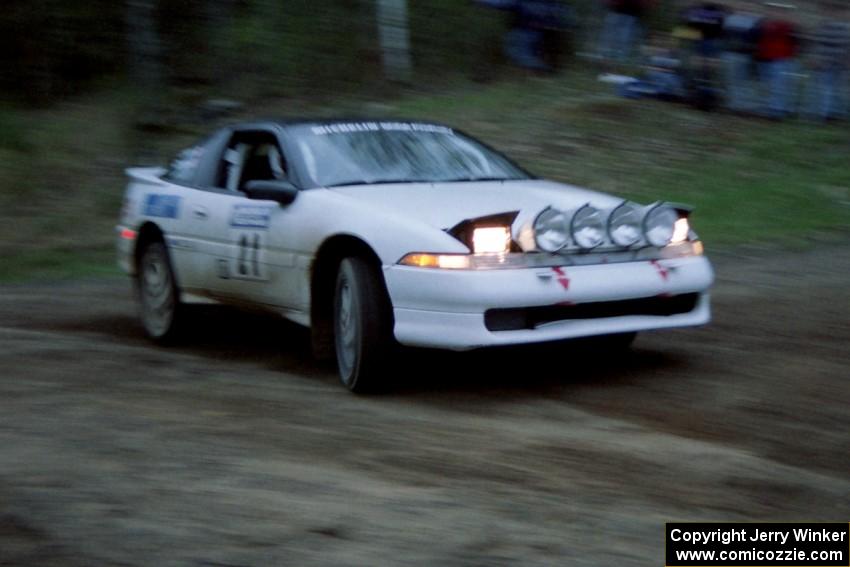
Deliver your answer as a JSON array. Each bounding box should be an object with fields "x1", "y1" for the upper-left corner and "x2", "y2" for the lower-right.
[{"x1": 328, "y1": 180, "x2": 624, "y2": 230}]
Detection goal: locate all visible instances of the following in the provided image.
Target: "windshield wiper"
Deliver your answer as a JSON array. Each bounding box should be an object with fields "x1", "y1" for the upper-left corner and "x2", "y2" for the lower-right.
[
  {"x1": 439, "y1": 176, "x2": 524, "y2": 183},
  {"x1": 323, "y1": 178, "x2": 434, "y2": 188},
  {"x1": 323, "y1": 176, "x2": 528, "y2": 187}
]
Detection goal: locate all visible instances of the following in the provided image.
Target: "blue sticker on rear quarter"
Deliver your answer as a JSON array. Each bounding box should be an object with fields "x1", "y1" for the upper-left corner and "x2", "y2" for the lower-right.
[
  {"x1": 231, "y1": 205, "x2": 273, "y2": 229},
  {"x1": 143, "y1": 194, "x2": 181, "y2": 219}
]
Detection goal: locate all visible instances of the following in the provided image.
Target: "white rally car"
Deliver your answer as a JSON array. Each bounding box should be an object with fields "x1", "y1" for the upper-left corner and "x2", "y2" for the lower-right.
[{"x1": 117, "y1": 119, "x2": 714, "y2": 391}]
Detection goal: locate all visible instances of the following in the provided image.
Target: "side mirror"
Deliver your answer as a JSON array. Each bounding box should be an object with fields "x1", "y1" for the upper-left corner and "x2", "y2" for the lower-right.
[{"x1": 243, "y1": 180, "x2": 298, "y2": 205}]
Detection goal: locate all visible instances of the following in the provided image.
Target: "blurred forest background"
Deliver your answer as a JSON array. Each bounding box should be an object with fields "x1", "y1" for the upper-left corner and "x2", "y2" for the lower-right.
[
  {"x1": 0, "y1": 0, "x2": 677, "y2": 106},
  {"x1": 1, "y1": 0, "x2": 847, "y2": 280}
]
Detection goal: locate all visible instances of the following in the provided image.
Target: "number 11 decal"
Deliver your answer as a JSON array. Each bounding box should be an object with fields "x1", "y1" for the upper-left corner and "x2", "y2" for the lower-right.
[{"x1": 233, "y1": 231, "x2": 267, "y2": 281}]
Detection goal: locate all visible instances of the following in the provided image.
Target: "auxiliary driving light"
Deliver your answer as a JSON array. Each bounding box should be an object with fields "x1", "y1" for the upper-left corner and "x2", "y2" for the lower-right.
[
  {"x1": 607, "y1": 202, "x2": 642, "y2": 247},
  {"x1": 533, "y1": 207, "x2": 570, "y2": 252},
  {"x1": 643, "y1": 204, "x2": 679, "y2": 247},
  {"x1": 570, "y1": 204, "x2": 605, "y2": 249}
]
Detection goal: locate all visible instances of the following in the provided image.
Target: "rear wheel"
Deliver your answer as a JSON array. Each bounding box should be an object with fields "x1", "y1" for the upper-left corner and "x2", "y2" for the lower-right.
[
  {"x1": 137, "y1": 240, "x2": 183, "y2": 342},
  {"x1": 333, "y1": 257, "x2": 393, "y2": 392}
]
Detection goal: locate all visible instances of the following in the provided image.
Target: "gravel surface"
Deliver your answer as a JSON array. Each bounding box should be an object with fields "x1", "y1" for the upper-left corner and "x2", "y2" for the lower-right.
[{"x1": 1, "y1": 244, "x2": 848, "y2": 566}]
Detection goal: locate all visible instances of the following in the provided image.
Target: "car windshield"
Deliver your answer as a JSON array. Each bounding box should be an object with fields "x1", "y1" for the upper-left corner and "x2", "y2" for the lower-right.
[{"x1": 291, "y1": 122, "x2": 531, "y2": 187}]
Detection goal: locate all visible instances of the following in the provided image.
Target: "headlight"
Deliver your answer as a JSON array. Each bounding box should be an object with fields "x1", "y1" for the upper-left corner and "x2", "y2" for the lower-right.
[
  {"x1": 643, "y1": 204, "x2": 679, "y2": 247},
  {"x1": 533, "y1": 207, "x2": 569, "y2": 252},
  {"x1": 570, "y1": 204, "x2": 604, "y2": 249},
  {"x1": 607, "y1": 202, "x2": 642, "y2": 247},
  {"x1": 472, "y1": 226, "x2": 511, "y2": 254},
  {"x1": 671, "y1": 217, "x2": 690, "y2": 244}
]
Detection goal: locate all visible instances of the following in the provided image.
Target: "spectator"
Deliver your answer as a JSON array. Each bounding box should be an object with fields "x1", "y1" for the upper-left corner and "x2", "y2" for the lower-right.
[
  {"x1": 803, "y1": 3, "x2": 850, "y2": 121},
  {"x1": 597, "y1": 0, "x2": 654, "y2": 62},
  {"x1": 721, "y1": 1, "x2": 763, "y2": 112},
  {"x1": 673, "y1": 3, "x2": 728, "y2": 111},
  {"x1": 620, "y1": 35, "x2": 687, "y2": 100},
  {"x1": 756, "y1": 3, "x2": 801, "y2": 119},
  {"x1": 478, "y1": 0, "x2": 570, "y2": 72},
  {"x1": 681, "y1": 2, "x2": 729, "y2": 58},
  {"x1": 539, "y1": 1, "x2": 574, "y2": 71}
]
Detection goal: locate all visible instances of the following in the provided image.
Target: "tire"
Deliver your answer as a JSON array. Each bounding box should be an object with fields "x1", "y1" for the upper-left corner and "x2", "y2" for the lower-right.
[
  {"x1": 333, "y1": 257, "x2": 393, "y2": 392},
  {"x1": 136, "y1": 240, "x2": 183, "y2": 343}
]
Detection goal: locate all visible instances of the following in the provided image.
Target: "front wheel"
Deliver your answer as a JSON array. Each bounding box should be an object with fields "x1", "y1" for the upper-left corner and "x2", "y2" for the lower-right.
[
  {"x1": 333, "y1": 257, "x2": 393, "y2": 392},
  {"x1": 137, "y1": 241, "x2": 183, "y2": 343}
]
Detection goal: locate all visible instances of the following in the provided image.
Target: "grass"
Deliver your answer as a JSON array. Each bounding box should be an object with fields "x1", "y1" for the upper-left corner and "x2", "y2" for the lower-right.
[
  {"x1": 0, "y1": 247, "x2": 122, "y2": 283},
  {"x1": 1, "y1": 66, "x2": 849, "y2": 281}
]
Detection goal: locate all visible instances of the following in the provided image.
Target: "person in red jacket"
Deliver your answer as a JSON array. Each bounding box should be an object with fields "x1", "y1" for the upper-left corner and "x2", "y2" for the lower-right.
[{"x1": 756, "y1": 3, "x2": 801, "y2": 118}]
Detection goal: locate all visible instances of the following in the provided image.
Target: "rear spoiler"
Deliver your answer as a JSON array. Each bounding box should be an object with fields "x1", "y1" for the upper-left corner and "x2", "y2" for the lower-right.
[{"x1": 125, "y1": 166, "x2": 167, "y2": 184}]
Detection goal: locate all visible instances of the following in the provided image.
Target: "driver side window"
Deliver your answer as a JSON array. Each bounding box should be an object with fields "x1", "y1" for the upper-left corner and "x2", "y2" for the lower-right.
[{"x1": 215, "y1": 132, "x2": 289, "y2": 192}]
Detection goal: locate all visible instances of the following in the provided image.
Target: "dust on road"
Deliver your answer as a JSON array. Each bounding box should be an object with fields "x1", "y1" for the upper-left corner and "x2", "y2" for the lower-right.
[{"x1": 1, "y1": 245, "x2": 849, "y2": 566}]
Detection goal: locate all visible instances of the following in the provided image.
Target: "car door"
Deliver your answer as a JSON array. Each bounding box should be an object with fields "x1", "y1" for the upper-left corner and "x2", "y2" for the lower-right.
[
  {"x1": 192, "y1": 128, "x2": 303, "y2": 309},
  {"x1": 143, "y1": 138, "x2": 225, "y2": 295}
]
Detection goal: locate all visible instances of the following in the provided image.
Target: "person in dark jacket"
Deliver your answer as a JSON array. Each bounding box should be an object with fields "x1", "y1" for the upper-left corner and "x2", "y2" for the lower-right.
[
  {"x1": 681, "y1": 2, "x2": 729, "y2": 58},
  {"x1": 721, "y1": 1, "x2": 763, "y2": 112},
  {"x1": 803, "y1": 2, "x2": 850, "y2": 120},
  {"x1": 478, "y1": 0, "x2": 570, "y2": 71}
]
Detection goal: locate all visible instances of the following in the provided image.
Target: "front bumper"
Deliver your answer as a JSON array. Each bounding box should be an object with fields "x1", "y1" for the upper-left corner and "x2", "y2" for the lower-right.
[{"x1": 384, "y1": 255, "x2": 714, "y2": 349}]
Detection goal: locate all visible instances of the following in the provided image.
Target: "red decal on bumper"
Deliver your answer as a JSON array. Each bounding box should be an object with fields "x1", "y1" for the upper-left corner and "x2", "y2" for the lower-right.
[
  {"x1": 650, "y1": 260, "x2": 669, "y2": 282},
  {"x1": 552, "y1": 267, "x2": 571, "y2": 290}
]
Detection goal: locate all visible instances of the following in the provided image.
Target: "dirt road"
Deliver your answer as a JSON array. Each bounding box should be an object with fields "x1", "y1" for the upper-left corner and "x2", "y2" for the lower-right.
[{"x1": 1, "y1": 245, "x2": 849, "y2": 566}]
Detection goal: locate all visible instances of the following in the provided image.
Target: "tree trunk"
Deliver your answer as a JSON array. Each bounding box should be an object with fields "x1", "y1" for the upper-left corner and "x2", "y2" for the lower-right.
[
  {"x1": 201, "y1": 0, "x2": 235, "y2": 84},
  {"x1": 376, "y1": 0, "x2": 412, "y2": 82},
  {"x1": 125, "y1": 0, "x2": 163, "y2": 91},
  {"x1": 125, "y1": 0, "x2": 165, "y2": 161}
]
